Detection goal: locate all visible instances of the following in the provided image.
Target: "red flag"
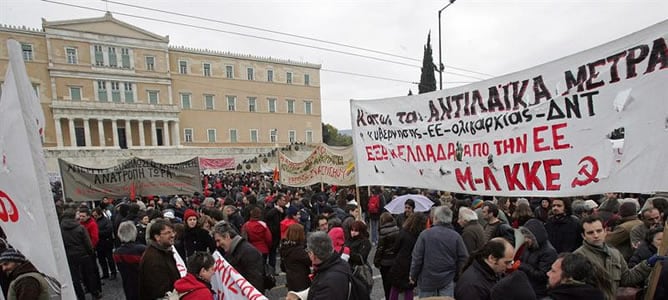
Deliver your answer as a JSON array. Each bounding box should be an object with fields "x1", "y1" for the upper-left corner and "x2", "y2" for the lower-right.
[
  {"x1": 129, "y1": 182, "x2": 136, "y2": 200},
  {"x1": 273, "y1": 166, "x2": 280, "y2": 182}
]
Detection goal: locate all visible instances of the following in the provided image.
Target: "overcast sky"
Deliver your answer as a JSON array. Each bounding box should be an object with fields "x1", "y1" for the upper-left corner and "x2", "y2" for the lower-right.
[{"x1": 1, "y1": 0, "x2": 666, "y2": 130}]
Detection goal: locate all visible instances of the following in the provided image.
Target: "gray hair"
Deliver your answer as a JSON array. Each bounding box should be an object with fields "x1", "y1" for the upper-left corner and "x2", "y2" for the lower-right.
[
  {"x1": 306, "y1": 231, "x2": 333, "y2": 261},
  {"x1": 212, "y1": 220, "x2": 238, "y2": 238},
  {"x1": 458, "y1": 207, "x2": 478, "y2": 222},
  {"x1": 432, "y1": 206, "x2": 453, "y2": 225},
  {"x1": 203, "y1": 197, "x2": 216, "y2": 207},
  {"x1": 117, "y1": 221, "x2": 137, "y2": 243}
]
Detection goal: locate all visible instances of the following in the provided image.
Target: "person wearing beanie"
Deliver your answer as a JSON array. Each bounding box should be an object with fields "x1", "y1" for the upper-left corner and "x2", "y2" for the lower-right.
[
  {"x1": 0, "y1": 248, "x2": 51, "y2": 300},
  {"x1": 176, "y1": 209, "x2": 215, "y2": 261},
  {"x1": 280, "y1": 206, "x2": 300, "y2": 239},
  {"x1": 606, "y1": 202, "x2": 642, "y2": 261}
]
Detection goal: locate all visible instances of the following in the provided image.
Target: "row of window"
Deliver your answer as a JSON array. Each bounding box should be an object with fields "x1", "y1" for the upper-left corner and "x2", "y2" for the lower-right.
[
  {"x1": 180, "y1": 93, "x2": 313, "y2": 114},
  {"x1": 20, "y1": 43, "x2": 312, "y2": 86},
  {"x1": 184, "y1": 128, "x2": 313, "y2": 144},
  {"x1": 178, "y1": 60, "x2": 310, "y2": 85}
]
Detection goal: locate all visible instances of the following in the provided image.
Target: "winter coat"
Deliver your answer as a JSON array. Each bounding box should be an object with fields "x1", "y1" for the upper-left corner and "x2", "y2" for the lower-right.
[
  {"x1": 80, "y1": 217, "x2": 99, "y2": 247},
  {"x1": 534, "y1": 206, "x2": 550, "y2": 222},
  {"x1": 265, "y1": 206, "x2": 286, "y2": 247},
  {"x1": 605, "y1": 216, "x2": 642, "y2": 261},
  {"x1": 114, "y1": 242, "x2": 146, "y2": 300},
  {"x1": 574, "y1": 241, "x2": 651, "y2": 293},
  {"x1": 519, "y1": 219, "x2": 557, "y2": 297},
  {"x1": 373, "y1": 223, "x2": 399, "y2": 268},
  {"x1": 6, "y1": 262, "x2": 48, "y2": 300},
  {"x1": 410, "y1": 223, "x2": 469, "y2": 291},
  {"x1": 138, "y1": 241, "x2": 181, "y2": 300},
  {"x1": 178, "y1": 226, "x2": 216, "y2": 260},
  {"x1": 307, "y1": 253, "x2": 350, "y2": 300},
  {"x1": 60, "y1": 218, "x2": 94, "y2": 258},
  {"x1": 628, "y1": 241, "x2": 657, "y2": 268},
  {"x1": 242, "y1": 219, "x2": 272, "y2": 255},
  {"x1": 461, "y1": 220, "x2": 486, "y2": 253},
  {"x1": 545, "y1": 282, "x2": 606, "y2": 300},
  {"x1": 225, "y1": 235, "x2": 264, "y2": 291},
  {"x1": 173, "y1": 273, "x2": 213, "y2": 300},
  {"x1": 455, "y1": 259, "x2": 500, "y2": 300},
  {"x1": 96, "y1": 216, "x2": 114, "y2": 241},
  {"x1": 279, "y1": 240, "x2": 312, "y2": 292},
  {"x1": 388, "y1": 228, "x2": 419, "y2": 290},
  {"x1": 346, "y1": 235, "x2": 372, "y2": 266},
  {"x1": 545, "y1": 214, "x2": 581, "y2": 253}
]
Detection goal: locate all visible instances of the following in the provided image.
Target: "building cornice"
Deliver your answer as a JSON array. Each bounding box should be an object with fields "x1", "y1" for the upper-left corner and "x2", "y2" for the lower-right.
[{"x1": 169, "y1": 45, "x2": 322, "y2": 69}]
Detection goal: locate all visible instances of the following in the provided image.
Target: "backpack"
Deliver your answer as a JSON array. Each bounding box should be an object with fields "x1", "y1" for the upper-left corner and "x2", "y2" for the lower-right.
[
  {"x1": 12, "y1": 272, "x2": 61, "y2": 300},
  {"x1": 367, "y1": 194, "x2": 381, "y2": 215},
  {"x1": 351, "y1": 263, "x2": 374, "y2": 290},
  {"x1": 346, "y1": 268, "x2": 371, "y2": 300}
]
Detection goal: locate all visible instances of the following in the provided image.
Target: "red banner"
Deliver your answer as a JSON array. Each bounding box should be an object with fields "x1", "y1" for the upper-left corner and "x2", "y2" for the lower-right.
[{"x1": 199, "y1": 157, "x2": 236, "y2": 170}]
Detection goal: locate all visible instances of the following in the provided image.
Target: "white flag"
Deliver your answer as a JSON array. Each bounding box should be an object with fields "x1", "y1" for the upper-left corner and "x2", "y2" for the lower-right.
[
  {"x1": 0, "y1": 39, "x2": 75, "y2": 299},
  {"x1": 172, "y1": 245, "x2": 187, "y2": 277}
]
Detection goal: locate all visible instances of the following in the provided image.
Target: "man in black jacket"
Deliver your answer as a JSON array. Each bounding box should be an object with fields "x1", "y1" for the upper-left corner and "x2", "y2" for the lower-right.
[
  {"x1": 213, "y1": 220, "x2": 265, "y2": 292},
  {"x1": 61, "y1": 208, "x2": 100, "y2": 299},
  {"x1": 306, "y1": 231, "x2": 351, "y2": 300},
  {"x1": 138, "y1": 219, "x2": 180, "y2": 300},
  {"x1": 264, "y1": 193, "x2": 287, "y2": 271},
  {"x1": 92, "y1": 207, "x2": 116, "y2": 280},
  {"x1": 545, "y1": 198, "x2": 581, "y2": 253}
]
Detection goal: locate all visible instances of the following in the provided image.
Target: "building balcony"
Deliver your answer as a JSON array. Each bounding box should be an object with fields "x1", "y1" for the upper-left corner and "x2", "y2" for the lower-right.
[{"x1": 50, "y1": 100, "x2": 180, "y2": 119}]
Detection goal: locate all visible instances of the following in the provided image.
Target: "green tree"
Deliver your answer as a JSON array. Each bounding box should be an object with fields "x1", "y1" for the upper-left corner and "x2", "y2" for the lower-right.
[
  {"x1": 418, "y1": 32, "x2": 437, "y2": 94},
  {"x1": 322, "y1": 123, "x2": 352, "y2": 146}
]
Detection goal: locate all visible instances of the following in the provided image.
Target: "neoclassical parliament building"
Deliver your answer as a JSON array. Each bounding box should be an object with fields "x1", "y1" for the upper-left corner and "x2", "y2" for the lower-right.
[{"x1": 0, "y1": 13, "x2": 322, "y2": 171}]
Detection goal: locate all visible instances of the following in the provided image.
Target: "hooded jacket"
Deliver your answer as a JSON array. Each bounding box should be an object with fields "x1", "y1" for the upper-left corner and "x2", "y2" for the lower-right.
[
  {"x1": 519, "y1": 218, "x2": 557, "y2": 297},
  {"x1": 225, "y1": 235, "x2": 264, "y2": 291},
  {"x1": 138, "y1": 241, "x2": 181, "y2": 300},
  {"x1": 307, "y1": 253, "x2": 350, "y2": 300},
  {"x1": 173, "y1": 273, "x2": 213, "y2": 300},
  {"x1": 60, "y1": 218, "x2": 94, "y2": 258},
  {"x1": 373, "y1": 222, "x2": 399, "y2": 268},
  {"x1": 7, "y1": 262, "x2": 47, "y2": 300},
  {"x1": 242, "y1": 219, "x2": 272, "y2": 255},
  {"x1": 279, "y1": 240, "x2": 311, "y2": 292}
]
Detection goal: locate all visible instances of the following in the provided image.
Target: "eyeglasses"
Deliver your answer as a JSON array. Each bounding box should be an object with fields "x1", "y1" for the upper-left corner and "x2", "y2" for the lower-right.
[{"x1": 160, "y1": 230, "x2": 175, "y2": 236}]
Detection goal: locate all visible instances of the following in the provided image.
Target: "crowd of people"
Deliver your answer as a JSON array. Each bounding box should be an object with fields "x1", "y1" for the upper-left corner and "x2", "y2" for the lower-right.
[{"x1": 1, "y1": 171, "x2": 668, "y2": 300}]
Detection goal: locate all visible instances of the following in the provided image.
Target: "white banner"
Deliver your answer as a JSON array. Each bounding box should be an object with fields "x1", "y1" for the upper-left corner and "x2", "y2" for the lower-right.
[
  {"x1": 351, "y1": 20, "x2": 668, "y2": 196},
  {"x1": 0, "y1": 40, "x2": 75, "y2": 298},
  {"x1": 279, "y1": 145, "x2": 356, "y2": 187},
  {"x1": 173, "y1": 245, "x2": 187, "y2": 277},
  {"x1": 211, "y1": 251, "x2": 268, "y2": 300}
]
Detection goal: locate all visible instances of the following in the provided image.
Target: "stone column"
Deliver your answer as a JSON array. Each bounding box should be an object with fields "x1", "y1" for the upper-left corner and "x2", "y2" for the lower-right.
[
  {"x1": 162, "y1": 120, "x2": 170, "y2": 146},
  {"x1": 125, "y1": 119, "x2": 133, "y2": 148},
  {"x1": 173, "y1": 121, "x2": 180, "y2": 147},
  {"x1": 68, "y1": 118, "x2": 76, "y2": 147},
  {"x1": 54, "y1": 117, "x2": 63, "y2": 148},
  {"x1": 83, "y1": 118, "x2": 91, "y2": 147},
  {"x1": 111, "y1": 118, "x2": 119, "y2": 147},
  {"x1": 98, "y1": 119, "x2": 105, "y2": 147},
  {"x1": 150, "y1": 120, "x2": 157, "y2": 146},
  {"x1": 138, "y1": 119, "x2": 146, "y2": 146}
]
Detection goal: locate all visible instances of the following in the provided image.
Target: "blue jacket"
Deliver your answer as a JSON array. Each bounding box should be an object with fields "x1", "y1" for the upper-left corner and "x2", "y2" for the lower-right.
[{"x1": 410, "y1": 223, "x2": 468, "y2": 290}]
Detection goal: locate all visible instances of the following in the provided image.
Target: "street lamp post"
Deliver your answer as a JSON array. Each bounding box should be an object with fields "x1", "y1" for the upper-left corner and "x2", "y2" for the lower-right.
[{"x1": 438, "y1": 0, "x2": 456, "y2": 90}]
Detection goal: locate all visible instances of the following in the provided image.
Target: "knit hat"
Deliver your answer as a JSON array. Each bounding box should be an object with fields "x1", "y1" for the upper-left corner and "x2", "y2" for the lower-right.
[
  {"x1": 619, "y1": 202, "x2": 637, "y2": 218},
  {"x1": 286, "y1": 206, "x2": 299, "y2": 217},
  {"x1": 0, "y1": 248, "x2": 27, "y2": 264},
  {"x1": 472, "y1": 198, "x2": 484, "y2": 209},
  {"x1": 184, "y1": 209, "x2": 198, "y2": 221}
]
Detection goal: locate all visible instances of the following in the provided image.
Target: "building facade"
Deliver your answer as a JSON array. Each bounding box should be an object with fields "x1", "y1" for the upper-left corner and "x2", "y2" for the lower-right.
[{"x1": 0, "y1": 13, "x2": 322, "y2": 170}]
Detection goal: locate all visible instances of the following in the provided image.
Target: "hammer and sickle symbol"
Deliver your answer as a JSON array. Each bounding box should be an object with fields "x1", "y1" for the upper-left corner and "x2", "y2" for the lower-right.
[{"x1": 571, "y1": 156, "x2": 599, "y2": 187}]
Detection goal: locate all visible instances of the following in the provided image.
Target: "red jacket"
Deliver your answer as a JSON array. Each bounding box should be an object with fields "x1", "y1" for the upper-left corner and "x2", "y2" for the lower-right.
[
  {"x1": 280, "y1": 218, "x2": 298, "y2": 239},
  {"x1": 80, "y1": 217, "x2": 99, "y2": 247},
  {"x1": 173, "y1": 273, "x2": 213, "y2": 300},
  {"x1": 242, "y1": 220, "x2": 272, "y2": 254}
]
